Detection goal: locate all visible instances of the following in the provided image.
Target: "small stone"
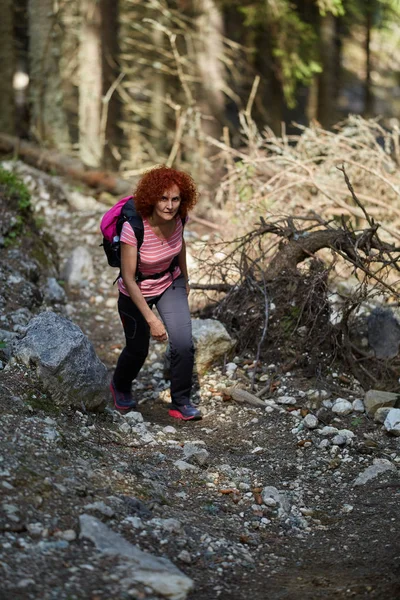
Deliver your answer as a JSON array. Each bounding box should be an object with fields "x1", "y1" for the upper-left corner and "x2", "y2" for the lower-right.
[
  {"x1": 352, "y1": 399, "x2": 365, "y2": 413},
  {"x1": 84, "y1": 501, "x2": 115, "y2": 518},
  {"x1": 124, "y1": 412, "x2": 144, "y2": 424},
  {"x1": 178, "y1": 550, "x2": 192, "y2": 564},
  {"x1": 59, "y1": 529, "x2": 77, "y2": 542},
  {"x1": 303, "y1": 414, "x2": 318, "y2": 429},
  {"x1": 174, "y1": 460, "x2": 199, "y2": 472},
  {"x1": 332, "y1": 399, "x2": 353, "y2": 416},
  {"x1": 276, "y1": 395, "x2": 297, "y2": 405},
  {"x1": 163, "y1": 426, "x2": 177, "y2": 434},
  {"x1": 384, "y1": 409, "x2": 400, "y2": 436},
  {"x1": 320, "y1": 426, "x2": 339, "y2": 436},
  {"x1": 332, "y1": 434, "x2": 347, "y2": 446},
  {"x1": 119, "y1": 422, "x2": 131, "y2": 434},
  {"x1": 374, "y1": 407, "x2": 392, "y2": 424}
]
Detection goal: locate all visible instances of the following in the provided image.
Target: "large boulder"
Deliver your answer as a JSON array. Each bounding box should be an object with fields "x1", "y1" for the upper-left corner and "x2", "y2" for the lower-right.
[
  {"x1": 13, "y1": 311, "x2": 107, "y2": 410},
  {"x1": 163, "y1": 318, "x2": 235, "y2": 377}
]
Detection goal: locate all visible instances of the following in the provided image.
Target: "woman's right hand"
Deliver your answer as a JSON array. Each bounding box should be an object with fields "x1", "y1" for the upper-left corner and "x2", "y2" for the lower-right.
[{"x1": 149, "y1": 317, "x2": 168, "y2": 342}]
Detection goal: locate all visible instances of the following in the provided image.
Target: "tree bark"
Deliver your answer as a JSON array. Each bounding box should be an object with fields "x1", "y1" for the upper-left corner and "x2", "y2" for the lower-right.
[
  {"x1": 79, "y1": 0, "x2": 103, "y2": 168},
  {"x1": 0, "y1": 0, "x2": 15, "y2": 135},
  {"x1": 28, "y1": 0, "x2": 70, "y2": 148},
  {"x1": 317, "y1": 11, "x2": 338, "y2": 127},
  {"x1": 0, "y1": 133, "x2": 131, "y2": 195},
  {"x1": 364, "y1": 0, "x2": 374, "y2": 116}
]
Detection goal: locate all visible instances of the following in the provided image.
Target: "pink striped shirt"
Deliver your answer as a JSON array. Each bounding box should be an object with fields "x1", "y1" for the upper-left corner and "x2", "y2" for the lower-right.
[{"x1": 117, "y1": 215, "x2": 184, "y2": 298}]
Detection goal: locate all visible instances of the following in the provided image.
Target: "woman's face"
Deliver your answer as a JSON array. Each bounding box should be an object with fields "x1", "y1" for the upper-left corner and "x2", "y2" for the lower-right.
[{"x1": 152, "y1": 183, "x2": 181, "y2": 222}]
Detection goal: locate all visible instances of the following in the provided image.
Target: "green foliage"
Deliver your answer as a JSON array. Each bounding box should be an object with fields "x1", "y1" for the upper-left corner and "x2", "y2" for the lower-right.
[
  {"x1": 0, "y1": 166, "x2": 32, "y2": 247},
  {"x1": 0, "y1": 165, "x2": 31, "y2": 211},
  {"x1": 317, "y1": 0, "x2": 345, "y2": 16}
]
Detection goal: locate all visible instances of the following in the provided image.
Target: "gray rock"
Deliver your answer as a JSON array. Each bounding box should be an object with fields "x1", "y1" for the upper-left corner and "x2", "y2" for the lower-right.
[
  {"x1": 79, "y1": 514, "x2": 193, "y2": 600},
  {"x1": 374, "y1": 407, "x2": 392, "y2": 424},
  {"x1": 174, "y1": 460, "x2": 199, "y2": 473},
  {"x1": 84, "y1": 501, "x2": 115, "y2": 518},
  {"x1": 183, "y1": 443, "x2": 209, "y2": 466},
  {"x1": 352, "y1": 399, "x2": 365, "y2": 413},
  {"x1": 332, "y1": 398, "x2": 353, "y2": 416},
  {"x1": 364, "y1": 390, "x2": 400, "y2": 417},
  {"x1": 368, "y1": 307, "x2": 400, "y2": 359},
  {"x1": 62, "y1": 246, "x2": 94, "y2": 288},
  {"x1": 13, "y1": 311, "x2": 107, "y2": 410},
  {"x1": 303, "y1": 414, "x2": 318, "y2": 429},
  {"x1": 384, "y1": 408, "x2": 400, "y2": 436},
  {"x1": 261, "y1": 486, "x2": 291, "y2": 516},
  {"x1": 42, "y1": 277, "x2": 67, "y2": 304},
  {"x1": 353, "y1": 458, "x2": 396, "y2": 486},
  {"x1": 0, "y1": 329, "x2": 18, "y2": 359}
]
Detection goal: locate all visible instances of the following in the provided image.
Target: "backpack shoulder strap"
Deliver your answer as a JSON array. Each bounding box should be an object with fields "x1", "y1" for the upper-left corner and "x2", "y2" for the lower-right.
[{"x1": 117, "y1": 197, "x2": 144, "y2": 249}]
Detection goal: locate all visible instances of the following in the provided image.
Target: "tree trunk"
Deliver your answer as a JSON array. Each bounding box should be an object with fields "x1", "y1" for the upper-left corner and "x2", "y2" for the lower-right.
[
  {"x1": 100, "y1": 0, "x2": 121, "y2": 169},
  {"x1": 150, "y1": 26, "x2": 167, "y2": 149},
  {"x1": 0, "y1": 0, "x2": 15, "y2": 135},
  {"x1": 28, "y1": 0, "x2": 70, "y2": 148},
  {"x1": 317, "y1": 11, "x2": 338, "y2": 128},
  {"x1": 79, "y1": 0, "x2": 103, "y2": 168},
  {"x1": 364, "y1": 0, "x2": 374, "y2": 116}
]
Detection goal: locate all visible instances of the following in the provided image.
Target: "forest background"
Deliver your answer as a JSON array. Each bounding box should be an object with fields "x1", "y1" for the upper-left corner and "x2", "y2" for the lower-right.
[{"x1": 1, "y1": 0, "x2": 400, "y2": 182}]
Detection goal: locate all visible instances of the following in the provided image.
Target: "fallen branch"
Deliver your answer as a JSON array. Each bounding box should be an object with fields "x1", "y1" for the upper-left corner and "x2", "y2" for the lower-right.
[
  {"x1": 225, "y1": 386, "x2": 267, "y2": 408},
  {"x1": 0, "y1": 133, "x2": 132, "y2": 195}
]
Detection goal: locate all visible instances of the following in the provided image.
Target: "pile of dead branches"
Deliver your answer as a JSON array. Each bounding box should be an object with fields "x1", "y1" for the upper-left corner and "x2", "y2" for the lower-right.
[
  {"x1": 212, "y1": 112, "x2": 400, "y2": 245},
  {"x1": 192, "y1": 167, "x2": 400, "y2": 392}
]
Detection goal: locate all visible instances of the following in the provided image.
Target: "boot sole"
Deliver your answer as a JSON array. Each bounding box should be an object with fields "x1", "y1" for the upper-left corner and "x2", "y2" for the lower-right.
[{"x1": 168, "y1": 409, "x2": 202, "y2": 421}]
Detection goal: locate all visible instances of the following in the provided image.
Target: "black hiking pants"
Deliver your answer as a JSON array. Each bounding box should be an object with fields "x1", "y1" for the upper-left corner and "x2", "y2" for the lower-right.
[{"x1": 112, "y1": 276, "x2": 194, "y2": 407}]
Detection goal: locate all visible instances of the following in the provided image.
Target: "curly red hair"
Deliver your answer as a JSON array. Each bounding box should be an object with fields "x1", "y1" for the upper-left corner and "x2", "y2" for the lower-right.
[{"x1": 133, "y1": 165, "x2": 198, "y2": 219}]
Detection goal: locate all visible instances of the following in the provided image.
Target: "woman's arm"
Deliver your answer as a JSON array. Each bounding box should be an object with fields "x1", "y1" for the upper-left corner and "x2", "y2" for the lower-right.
[
  {"x1": 178, "y1": 238, "x2": 190, "y2": 295},
  {"x1": 120, "y1": 242, "x2": 167, "y2": 341}
]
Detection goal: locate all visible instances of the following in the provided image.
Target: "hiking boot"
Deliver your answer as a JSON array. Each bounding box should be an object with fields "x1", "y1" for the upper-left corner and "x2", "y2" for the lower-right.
[
  {"x1": 110, "y1": 380, "x2": 137, "y2": 413},
  {"x1": 168, "y1": 404, "x2": 202, "y2": 421}
]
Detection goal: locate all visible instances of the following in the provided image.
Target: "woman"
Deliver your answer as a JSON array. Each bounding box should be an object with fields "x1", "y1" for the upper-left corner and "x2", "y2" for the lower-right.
[{"x1": 110, "y1": 165, "x2": 201, "y2": 421}]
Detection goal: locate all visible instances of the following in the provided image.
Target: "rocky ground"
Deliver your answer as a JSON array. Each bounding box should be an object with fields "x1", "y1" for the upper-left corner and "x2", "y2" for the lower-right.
[{"x1": 0, "y1": 162, "x2": 400, "y2": 600}]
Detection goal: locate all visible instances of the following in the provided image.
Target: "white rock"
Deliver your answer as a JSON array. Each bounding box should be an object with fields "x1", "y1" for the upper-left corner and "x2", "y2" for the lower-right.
[
  {"x1": 163, "y1": 426, "x2": 177, "y2": 434},
  {"x1": 303, "y1": 414, "x2": 318, "y2": 429},
  {"x1": 320, "y1": 426, "x2": 339, "y2": 436},
  {"x1": 384, "y1": 408, "x2": 400, "y2": 436},
  {"x1": 124, "y1": 412, "x2": 144, "y2": 424},
  {"x1": 353, "y1": 458, "x2": 397, "y2": 486},
  {"x1": 332, "y1": 399, "x2": 353, "y2": 416},
  {"x1": 276, "y1": 395, "x2": 297, "y2": 405},
  {"x1": 352, "y1": 399, "x2": 365, "y2": 413},
  {"x1": 174, "y1": 460, "x2": 199, "y2": 472}
]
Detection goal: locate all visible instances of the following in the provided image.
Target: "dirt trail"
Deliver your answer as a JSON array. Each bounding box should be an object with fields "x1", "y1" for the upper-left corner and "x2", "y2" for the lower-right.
[{"x1": 1, "y1": 167, "x2": 400, "y2": 600}]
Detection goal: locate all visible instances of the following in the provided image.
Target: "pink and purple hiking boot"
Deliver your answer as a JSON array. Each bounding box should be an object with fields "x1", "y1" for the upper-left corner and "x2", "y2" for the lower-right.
[
  {"x1": 168, "y1": 404, "x2": 202, "y2": 421},
  {"x1": 110, "y1": 380, "x2": 137, "y2": 413}
]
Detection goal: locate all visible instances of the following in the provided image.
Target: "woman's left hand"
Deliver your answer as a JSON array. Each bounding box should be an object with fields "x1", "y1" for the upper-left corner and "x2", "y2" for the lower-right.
[{"x1": 185, "y1": 281, "x2": 190, "y2": 296}]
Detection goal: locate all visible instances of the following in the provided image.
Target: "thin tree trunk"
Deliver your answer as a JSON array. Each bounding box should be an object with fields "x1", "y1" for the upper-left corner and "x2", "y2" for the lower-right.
[
  {"x1": 79, "y1": 0, "x2": 103, "y2": 168},
  {"x1": 28, "y1": 0, "x2": 70, "y2": 148},
  {"x1": 364, "y1": 0, "x2": 373, "y2": 116},
  {"x1": 150, "y1": 26, "x2": 166, "y2": 148},
  {"x1": 317, "y1": 11, "x2": 337, "y2": 127},
  {"x1": 100, "y1": 0, "x2": 120, "y2": 169},
  {"x1": 0, "y1": 0, "x2": 15, "y2": 134}
]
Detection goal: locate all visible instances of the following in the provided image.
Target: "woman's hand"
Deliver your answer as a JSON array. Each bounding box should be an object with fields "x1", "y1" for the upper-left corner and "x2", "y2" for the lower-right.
[
  {"x1": 185, "y1": 280, "x2": 191, "y2": 296},
  {"x1": 149, "y1": 317, "x2": 168, "y2": 342}
]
